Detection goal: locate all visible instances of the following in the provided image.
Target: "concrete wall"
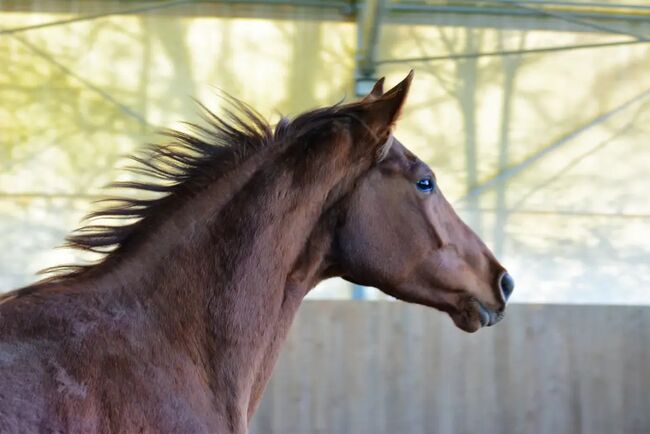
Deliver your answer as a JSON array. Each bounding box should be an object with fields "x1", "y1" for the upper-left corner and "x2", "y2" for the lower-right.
[{"x1": 250, "y1": 301, "x2": 650, "y2": 434}]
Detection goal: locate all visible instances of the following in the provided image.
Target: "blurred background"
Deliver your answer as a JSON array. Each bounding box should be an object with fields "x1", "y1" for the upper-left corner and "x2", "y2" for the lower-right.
[{"x1": 1, "y1": 1, "x2": 649, "y2": 433}]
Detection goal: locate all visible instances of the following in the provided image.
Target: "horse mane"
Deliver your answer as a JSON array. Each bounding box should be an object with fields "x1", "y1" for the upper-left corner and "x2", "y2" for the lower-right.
[{"x1": 34, "y1": 94, "x2": 365, "y2": 284}]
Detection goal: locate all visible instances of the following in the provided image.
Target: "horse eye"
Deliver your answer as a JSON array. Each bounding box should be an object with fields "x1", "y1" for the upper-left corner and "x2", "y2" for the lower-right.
[{"x1": 415, "y1": 178, "x2": 435, "y2": 193}]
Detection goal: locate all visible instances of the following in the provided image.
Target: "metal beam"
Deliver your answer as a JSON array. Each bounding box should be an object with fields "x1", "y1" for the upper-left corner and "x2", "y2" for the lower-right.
[
  {"x1": 487, "y1": 0, "x2": 650, "y2": 13},
  {"x1": 375, "y1": 38, "x2": 650, "y2": 65},
  {"x1": 493, "y1": 0, "x2": 649, "y2": 40},
  {"x1": 0, "y1": 0, "x2": 193, "y2": 36}
]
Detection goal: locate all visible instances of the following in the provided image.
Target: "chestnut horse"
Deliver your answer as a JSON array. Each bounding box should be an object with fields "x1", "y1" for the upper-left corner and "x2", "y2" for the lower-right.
[{"x1": 0, "y1": 72, "x2": 513, "y2": 433}]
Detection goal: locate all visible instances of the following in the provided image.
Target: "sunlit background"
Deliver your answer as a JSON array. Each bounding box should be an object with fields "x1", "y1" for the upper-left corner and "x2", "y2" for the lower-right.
[
  {"x1": 2, "y1": 0, "x2": 649, "y2": 304},
  {"x1": 2, "y1": 2, "x2": 650, "y2": 433}
]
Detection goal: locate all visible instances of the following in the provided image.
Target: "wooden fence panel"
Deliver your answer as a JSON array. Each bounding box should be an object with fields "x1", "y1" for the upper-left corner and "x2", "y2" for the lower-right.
[{"x1": 250, "y1": 301, "x2": 650, "y2": 434}]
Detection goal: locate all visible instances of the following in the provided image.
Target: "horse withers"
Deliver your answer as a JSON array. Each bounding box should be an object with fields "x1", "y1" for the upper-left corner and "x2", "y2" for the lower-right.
[{"x1": 0, "y1": 71, "x2": 513, "y2": 433}]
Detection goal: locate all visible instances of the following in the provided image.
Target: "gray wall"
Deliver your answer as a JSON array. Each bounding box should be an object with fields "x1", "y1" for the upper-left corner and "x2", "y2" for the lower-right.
[{"x1": 250, "y1": 301, "x2": 650, "y2": 434}]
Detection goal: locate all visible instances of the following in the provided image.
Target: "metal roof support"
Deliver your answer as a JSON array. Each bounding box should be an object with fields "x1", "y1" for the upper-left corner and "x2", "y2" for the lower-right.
[
  {"x1": 494, "y1": 0, "x2": 648, "y2": 40},
  {"x1": 355, "y1": 0, "x2": 387, "y2": 96},
  {"x1": 458, "y1": 86, "x2": 650, "y2": 204}
]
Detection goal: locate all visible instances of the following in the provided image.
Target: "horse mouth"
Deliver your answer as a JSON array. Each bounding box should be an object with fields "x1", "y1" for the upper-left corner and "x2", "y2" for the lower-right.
[
  {"x1": 474, "y1": 299, "x2": 505, "y2": 328},
  {"x1": 446, "y1": 298, "x2": 505, "y2": 333}
]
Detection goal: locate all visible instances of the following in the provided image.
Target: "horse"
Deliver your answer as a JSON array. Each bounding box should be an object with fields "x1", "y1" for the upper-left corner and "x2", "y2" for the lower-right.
[{"x1": 0, "y1": 71, "x2": 513, "y2": 433}]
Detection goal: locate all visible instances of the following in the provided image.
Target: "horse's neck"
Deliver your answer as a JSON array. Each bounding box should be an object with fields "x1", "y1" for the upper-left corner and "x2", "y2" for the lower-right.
[
  {"x1": 195, "y1": 154, "x2": 348, "y2": 421},
  {"x1": 98, "y1": 135, "x2": 361, "y2": 426}
]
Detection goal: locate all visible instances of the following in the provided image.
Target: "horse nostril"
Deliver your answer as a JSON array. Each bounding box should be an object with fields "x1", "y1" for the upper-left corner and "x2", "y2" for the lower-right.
[{"x1": 499, "y1": 272, "x2": 515, "y2": 301}]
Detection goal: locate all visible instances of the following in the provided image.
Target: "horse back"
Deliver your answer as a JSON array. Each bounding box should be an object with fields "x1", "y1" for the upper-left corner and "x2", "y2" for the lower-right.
[{"x1": 0, "y1": 284, "x2": 218, "y2": 433}]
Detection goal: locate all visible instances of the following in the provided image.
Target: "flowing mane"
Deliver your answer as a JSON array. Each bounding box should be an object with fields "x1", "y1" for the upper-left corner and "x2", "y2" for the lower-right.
[{"x1": 40, "y1": 95, "x2": 359, "y2": 283}]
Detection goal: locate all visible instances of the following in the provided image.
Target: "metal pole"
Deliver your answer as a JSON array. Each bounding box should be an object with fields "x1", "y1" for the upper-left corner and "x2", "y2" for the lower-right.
[
  {"x1": 352, "y1": 284, "x2": 367, "y2": 300},
  {"x1": 355, "y1": 0, "x2": 387, "y2": 96}
]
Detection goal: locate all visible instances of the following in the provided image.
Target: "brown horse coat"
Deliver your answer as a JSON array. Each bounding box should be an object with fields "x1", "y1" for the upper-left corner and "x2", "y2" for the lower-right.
[{"x1": 0, "y1": 73, "x2": 511, "y2": 433}]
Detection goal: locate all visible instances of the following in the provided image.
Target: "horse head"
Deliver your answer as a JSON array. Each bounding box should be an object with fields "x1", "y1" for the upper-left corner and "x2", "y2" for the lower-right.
[{"x1": 332, "y1": 72, "x2": 514, "y2": 332}]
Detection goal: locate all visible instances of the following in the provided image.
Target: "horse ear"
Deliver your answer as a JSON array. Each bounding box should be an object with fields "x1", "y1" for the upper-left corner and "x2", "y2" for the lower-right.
[
  {"x1": 361, "y1": 77, "x2": 385, "y2": 102},
  {"x1": 356, "y1": 71, "x2": 413, "y2": 158}
]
